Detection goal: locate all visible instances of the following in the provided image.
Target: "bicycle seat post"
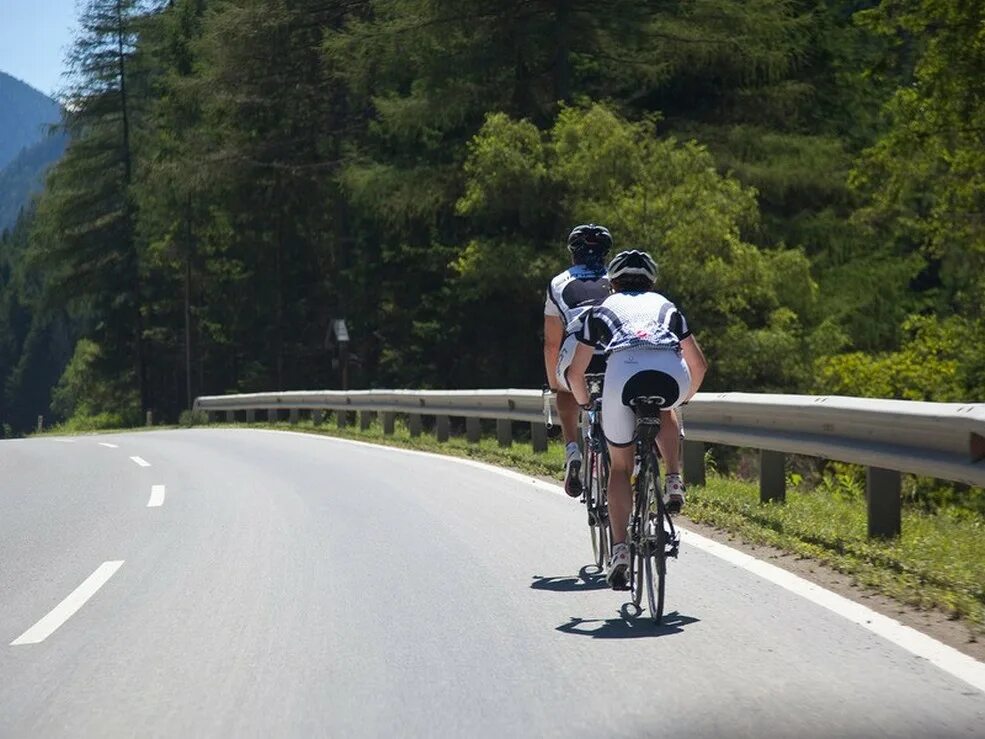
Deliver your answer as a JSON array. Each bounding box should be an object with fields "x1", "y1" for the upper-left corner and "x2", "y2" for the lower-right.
[{"x1": 630, "y1": 395, "x2": 663, "y2": 450}]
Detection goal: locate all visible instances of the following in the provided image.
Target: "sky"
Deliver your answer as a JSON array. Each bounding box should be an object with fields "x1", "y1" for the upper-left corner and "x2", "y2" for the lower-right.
[{"x1": 0, "y1": 0, "x2": 80, "y2": 97}]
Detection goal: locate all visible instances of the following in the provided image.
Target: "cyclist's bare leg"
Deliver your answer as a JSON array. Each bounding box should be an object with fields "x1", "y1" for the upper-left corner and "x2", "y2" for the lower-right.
[
  {"x1": 556, "y1": 390, "x2": 580, "y2": 445},
  {"x1": 606, "y1": 444, "x2": 634, "y2": 546},
  {"x1": 656, "y1": 409, "x2": 681, "y2": 475}
]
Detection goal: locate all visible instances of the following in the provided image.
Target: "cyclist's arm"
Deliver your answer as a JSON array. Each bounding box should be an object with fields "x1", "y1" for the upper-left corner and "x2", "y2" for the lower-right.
[
  {"x1": 680, "y1": 335, "x2": 708, "y2": 401},
  {"x1": 543, "y1": 315, "x2": 564, "y2": 390},
  {"x1": 567, "y1": 342, "x2": 595, "y2": 407}
]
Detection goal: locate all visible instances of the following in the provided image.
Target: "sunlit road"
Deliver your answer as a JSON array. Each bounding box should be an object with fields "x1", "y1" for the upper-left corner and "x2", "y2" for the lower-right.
[{"x1": 1, "y1": 429, "x2": 983, "y2": 737}]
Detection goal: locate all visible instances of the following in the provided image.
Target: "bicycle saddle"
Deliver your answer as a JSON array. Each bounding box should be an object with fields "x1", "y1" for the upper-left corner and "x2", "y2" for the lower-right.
[{"x1": 629, "y1": 396, "x2": 665, "y2": 420}]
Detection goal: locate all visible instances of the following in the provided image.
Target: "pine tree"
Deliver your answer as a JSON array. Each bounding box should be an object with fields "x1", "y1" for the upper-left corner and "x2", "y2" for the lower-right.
[
  {"x1": 193, "y1": 0, "x2": 352, "y2": 392},
  {"x1": 31, "y1": 0, "x2": 163, "y2": 415},
  {"x1": 134, "y1": 0, "x2": 210, "y2": 413}
]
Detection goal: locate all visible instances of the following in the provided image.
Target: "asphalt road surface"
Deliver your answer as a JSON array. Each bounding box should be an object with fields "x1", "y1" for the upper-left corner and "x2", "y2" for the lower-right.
[{"x1": 1, "y1": 428, "x2": 983, "y2": 738}]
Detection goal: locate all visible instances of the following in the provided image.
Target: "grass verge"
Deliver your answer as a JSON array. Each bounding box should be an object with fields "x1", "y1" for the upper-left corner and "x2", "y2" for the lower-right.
[{"x1": 687, "y1": 478, "x2": 984, "y2": 634}]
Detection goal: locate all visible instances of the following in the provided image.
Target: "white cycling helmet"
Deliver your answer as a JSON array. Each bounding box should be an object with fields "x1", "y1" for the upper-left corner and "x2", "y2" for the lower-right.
[{"x1": 606, "y1": 249, "x2": 657, "y2": 283}]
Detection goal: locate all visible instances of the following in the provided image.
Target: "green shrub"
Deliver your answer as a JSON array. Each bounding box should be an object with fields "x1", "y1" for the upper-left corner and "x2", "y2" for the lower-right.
[
  {"x1": 179, "y1": 409, "x2": 210, "y2": 427},
  {"x1": 50, "y1": 339, "x2": 140, "y2": 422},
  {"x1": 54, "y1": 411, "x2": 137, "y2": 432}
]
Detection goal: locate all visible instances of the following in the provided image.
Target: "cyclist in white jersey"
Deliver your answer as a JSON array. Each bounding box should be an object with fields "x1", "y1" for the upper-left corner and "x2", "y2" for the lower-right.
[
  {"x1": 544, "y1": 224, "x2": 612, "y2": 497},
  {"x1": 567, "y1": 250, "x2": 708, "y2": 588}
]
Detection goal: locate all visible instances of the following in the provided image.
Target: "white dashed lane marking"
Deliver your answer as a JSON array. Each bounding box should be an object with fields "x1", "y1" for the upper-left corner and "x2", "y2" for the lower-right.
[
  {"x1": 147, "y1": 485, "x2": 165, "y2": 507},
  {"x1": 98, "y1": 442, "x2": 119, "y2": 448},
  {"x1": 10, "y1": 561, "x2": 124, "y2": 646},
  {"x1": 129, "y1": 456, "x2": 151, "y2": 468}
]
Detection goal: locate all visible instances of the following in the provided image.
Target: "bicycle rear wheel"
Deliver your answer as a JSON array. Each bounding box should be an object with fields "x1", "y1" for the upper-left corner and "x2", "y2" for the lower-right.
[
  {"x1": 629, "y1": 467, "x2": 647, "y2": 608},
  {"x1": 586, "y1": 448, "x2": 604, "y2": 570},
  {"x1": 596, "y1": 449, "x2": 610, "y2": 570},
  {"x1": 642, "y1": 453, "x2": 667, "y2": 623}
]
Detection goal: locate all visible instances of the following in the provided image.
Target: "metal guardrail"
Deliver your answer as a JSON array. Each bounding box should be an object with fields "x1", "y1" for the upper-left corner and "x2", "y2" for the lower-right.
[{"x1": 194, "y1": 390, "x2": 985, "y2": 538}]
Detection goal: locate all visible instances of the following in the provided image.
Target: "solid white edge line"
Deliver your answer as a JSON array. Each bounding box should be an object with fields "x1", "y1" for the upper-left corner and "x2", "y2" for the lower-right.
[
  {"x1": 129, "y1": 455, "x2": 151, "y2": 467},
  {"x1": 147, "y1": 484, "x2": 166, "y2": 507},
  {"x1": 51, "y1": 439, "x2": 76, "y2": 443},
  {"x1": 679, "y1": 529, "x2": 985, "y2": 694},
  {"x1": 99, "y1": 442, "x2": 119, "y2": 448},
  {"x1": 247, "y1": 427, "x2": 985, "y2": 694},
  {"x1": 10, "y1": 561, "x2": 124, "y2": 646}
]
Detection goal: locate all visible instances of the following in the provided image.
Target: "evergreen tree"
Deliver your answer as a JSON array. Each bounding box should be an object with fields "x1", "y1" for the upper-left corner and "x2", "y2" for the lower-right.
[
  {"x1": 134, "y1": 0, "x2": 210, "y2": 413},
  {"x1": 30, "y1": 0, "x2": 163, "y2": 416},
  {"x1": 194, "y1": 0, "x2": 351, "y2": 393}
]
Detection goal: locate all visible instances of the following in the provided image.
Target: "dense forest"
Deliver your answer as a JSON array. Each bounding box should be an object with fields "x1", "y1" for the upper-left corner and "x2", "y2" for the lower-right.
[{"x1": 0, "y1": 0, "x2": 982, "y2": 433}]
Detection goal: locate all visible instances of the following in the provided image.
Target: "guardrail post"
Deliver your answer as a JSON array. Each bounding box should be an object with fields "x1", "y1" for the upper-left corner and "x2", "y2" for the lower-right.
[
  {"x1": 867, "y1": 467, "x2": 901, "y2": 539},
  {"x1": 760, "y1": 450, "x2": 785, "y2": 503},
  {"x1": 289, "y1": 408, "x2": 299, "y2": 425},
  {"x1": 359, "y1": 411, "x2": 373, "y2": 430},
  {"x1": 466, "y1": 417, "x2": 480, "y2": 443},
  {"x1": 383, "y1": 412, "x2": 395, "y2": 435},
  {"x1": 683, "y1": 441, "x2": 705, "y2": 487},
  {"x1": 146, "y1": 410, "x2": 153, "y2": 427},
  {"x1": 36, "y1": 415, "x2": 43, "y2": 433},
  {"x1": 436, "y1": 415, "x2": 450, "y2": 442},
  {"x1": 225, "y1": 410, "x2": 235, "y2": 423},
  {"x1": 496, "y1": 419, "x2": 512, "y2": 447},
  {"x1": 408, "y1": 413, "x2": 423, "y2": 437},
  {"x1": 531, "y1": 422, "x2": 547, "y2": 453},
  {"x1": 246, "y1": 409, "x2": 255, "y2": 423},
  {"x1": 312, "y1": 409, "x2": 324, "y2": 425},
  {"x1": 337, "y1": 409, "x2": 348, "y2": 429}
]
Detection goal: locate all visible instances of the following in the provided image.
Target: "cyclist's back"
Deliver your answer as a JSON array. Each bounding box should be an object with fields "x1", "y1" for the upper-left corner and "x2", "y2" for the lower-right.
[
  {"x1": 546, "y1": 264, "x2": 609, "y2": 333},
  {"x1": 566, "y1": 249, "x2": 709, "y2": 588},
  {"x1": 543, "y1": 224, "x2": 612, "y2": 497}
]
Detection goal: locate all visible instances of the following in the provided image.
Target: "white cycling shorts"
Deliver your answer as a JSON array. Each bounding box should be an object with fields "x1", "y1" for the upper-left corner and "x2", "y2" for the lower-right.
[
  {"x1": 555, "y1": 333, "x2": 605, "y2": 393},
  {"x1": 554, "y1": 333, "x2": 579, "y2": 392},
  {"x1": 602, "y1": 348, "x2": 691, "y2": 447}
]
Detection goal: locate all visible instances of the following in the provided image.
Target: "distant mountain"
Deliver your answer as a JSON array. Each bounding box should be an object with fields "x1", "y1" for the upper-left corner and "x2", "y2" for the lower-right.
[
  {"x1": 0, "y1": 72, "x2": 62, "y2": 170},
  {"x1": 0, "y1": 72, "x2": 66, "y2": 232},
  {"x1": 0, "y1": 131, "x2": 69, "y2": 232}
]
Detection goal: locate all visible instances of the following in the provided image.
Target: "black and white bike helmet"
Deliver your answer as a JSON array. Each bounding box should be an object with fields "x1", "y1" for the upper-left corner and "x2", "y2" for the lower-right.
[
  {"x1": 606, "y1": 249, "x2": 657, "y2": 284},
  {"x1": 566, "y1": 224, "x2": 612, "y2": 268}
]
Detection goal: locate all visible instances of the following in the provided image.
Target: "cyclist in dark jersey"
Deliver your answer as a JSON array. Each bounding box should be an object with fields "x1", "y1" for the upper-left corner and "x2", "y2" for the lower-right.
[{"x1": 543, "y1": 224, "x2": 611, "y2": 497}]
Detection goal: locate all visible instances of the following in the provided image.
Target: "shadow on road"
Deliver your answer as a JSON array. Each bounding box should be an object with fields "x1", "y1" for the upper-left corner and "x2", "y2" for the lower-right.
[
  {"x1": 555, "y1": 610, "x2": 700, "y2": 639},
  {"x1": 530, "y1": 565, "x2": 609, "y2": 592}
]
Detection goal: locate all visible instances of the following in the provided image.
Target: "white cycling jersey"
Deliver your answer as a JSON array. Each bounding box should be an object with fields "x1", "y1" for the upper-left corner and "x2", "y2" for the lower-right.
[
  {"x1": 546, "y1": 265, "x2": 610, "y2": 391},
  {"x1": 578, "y1": 290, "x2": 690, "y2": 354},
  {"x1": 544, "y1": 265, "x2": 610, "y2": 334}
]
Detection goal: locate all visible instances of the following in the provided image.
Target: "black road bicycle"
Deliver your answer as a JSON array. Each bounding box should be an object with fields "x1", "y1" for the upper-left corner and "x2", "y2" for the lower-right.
[
  {"x1": 626, "y1": 396, "x2": 681, "y2": 624},
  {"x1": 580, "y1": 374, "x2": 609, "y2": 571}
]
